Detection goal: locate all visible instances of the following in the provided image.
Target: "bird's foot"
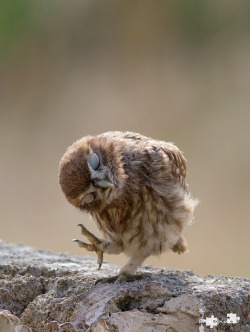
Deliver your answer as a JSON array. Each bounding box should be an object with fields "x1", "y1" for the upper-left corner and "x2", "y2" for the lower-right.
[
  {"x1": 72, "y1": 224, "x2": 109, "y2": 270},
  {"x1": 95, "y1": 273, "x2": 152, "y2": 285}
]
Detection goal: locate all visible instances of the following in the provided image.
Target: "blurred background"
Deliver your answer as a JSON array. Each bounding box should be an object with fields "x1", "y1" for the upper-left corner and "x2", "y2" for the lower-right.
[{"x1": 1, "y1": 0, "x2": 250, "y2": 278}]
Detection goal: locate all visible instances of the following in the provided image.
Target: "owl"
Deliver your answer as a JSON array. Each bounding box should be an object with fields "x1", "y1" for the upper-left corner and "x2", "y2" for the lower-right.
[{"x1": 59, "y1": 131, "x2": 198, "y2": 283}]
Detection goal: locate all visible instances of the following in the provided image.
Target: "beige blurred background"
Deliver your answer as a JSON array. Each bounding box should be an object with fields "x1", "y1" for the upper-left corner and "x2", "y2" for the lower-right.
[{"x1": 1, "y1": 1, "x2": 250, "y2": 278}]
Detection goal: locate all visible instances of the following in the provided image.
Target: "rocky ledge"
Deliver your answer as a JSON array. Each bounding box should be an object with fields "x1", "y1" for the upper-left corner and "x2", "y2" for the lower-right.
[{"x1": 0, "y1": 240, "x2": 249, "y2": 332}]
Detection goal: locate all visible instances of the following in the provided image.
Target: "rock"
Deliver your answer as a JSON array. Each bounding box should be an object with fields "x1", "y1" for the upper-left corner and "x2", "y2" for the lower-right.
[
  {"x1": 0, "y1": 310, "x2": 31, "y2": 332},
  {"x1": 0, "y1": 240, "x2": 249, "y2": 331}
]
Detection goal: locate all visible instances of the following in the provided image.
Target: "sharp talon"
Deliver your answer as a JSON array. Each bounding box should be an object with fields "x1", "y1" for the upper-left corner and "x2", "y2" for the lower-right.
[
  {"x1": 74, "y1": 224, "x2": 106, "y2": 269},
  {"x1": 95, "y1": 278, "x2": 103, "y2": 286},
  {"x1": 142, "y1": 273, "x2": 152, "y2": 280},
  {"x1": 97, "y1": 250, "x2": 103, "y2": 270},
  {"x1": 94, "y1": 275, "x2": 119, "y2": 285},
  {"x1": 97, "y1": 251, "x2": 103, "y2": 269}
]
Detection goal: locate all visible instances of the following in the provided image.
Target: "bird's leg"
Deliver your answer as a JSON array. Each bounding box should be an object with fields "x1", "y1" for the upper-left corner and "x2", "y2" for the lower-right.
[
  {"x1": 72, "y1": 224, "x2": 109, "y2": 269},
  {"x1": 95, "y1": 255, "x2": 151, "y2": 285}
]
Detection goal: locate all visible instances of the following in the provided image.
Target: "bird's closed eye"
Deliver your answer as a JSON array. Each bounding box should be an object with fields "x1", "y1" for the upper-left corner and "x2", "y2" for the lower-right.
[
  {"x1": 88, "y1": 152, "x2": 100, "y2": 170},
  {"x1": 81, "y1": 193, "x2": 95, "y2": 205}
]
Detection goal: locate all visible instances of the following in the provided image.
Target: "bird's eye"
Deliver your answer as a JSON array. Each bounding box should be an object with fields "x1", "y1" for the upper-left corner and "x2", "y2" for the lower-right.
[
  {"x1": 88, "y1": 153, "x2": 100, "y2": 170},
  {"x1": 81, "y1": 193, "x2": 94, "y2": 205}
]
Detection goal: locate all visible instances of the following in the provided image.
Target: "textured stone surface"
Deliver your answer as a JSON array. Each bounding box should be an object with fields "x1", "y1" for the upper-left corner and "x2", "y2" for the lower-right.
[
  {"x1": 0, "y1": 310, "x2": 31, "y2": 332},
  {"x1": 0, "y1": 240, "x2": 249, "y2": 331}
]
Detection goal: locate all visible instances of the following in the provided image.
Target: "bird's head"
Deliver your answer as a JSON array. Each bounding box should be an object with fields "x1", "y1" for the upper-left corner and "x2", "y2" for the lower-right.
[{"x1": 59, "y1": 136, "x2": 126, "y2": 212}]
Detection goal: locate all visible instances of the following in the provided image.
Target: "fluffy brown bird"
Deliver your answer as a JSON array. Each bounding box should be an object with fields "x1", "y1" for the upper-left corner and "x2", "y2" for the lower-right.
[{"x1": 59, "y1": 131, "x2": 198, "y2": 283}]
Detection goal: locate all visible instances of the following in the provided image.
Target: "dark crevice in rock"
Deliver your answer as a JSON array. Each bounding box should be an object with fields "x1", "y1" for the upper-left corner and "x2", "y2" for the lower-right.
[{"x1": 116, "y1": 295, "x2": 143, "y2": 312}]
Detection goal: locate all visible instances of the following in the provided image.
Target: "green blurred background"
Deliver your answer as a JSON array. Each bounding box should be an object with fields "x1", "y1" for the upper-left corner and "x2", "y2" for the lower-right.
[{"x1": 1, "y1": 1, "x2": 249, "y2": 278}]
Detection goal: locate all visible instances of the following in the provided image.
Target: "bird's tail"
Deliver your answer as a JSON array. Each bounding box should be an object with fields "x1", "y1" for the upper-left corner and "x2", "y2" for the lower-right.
[{"x1": 172, "y1": 236, "x2": 189, "y2": 254}]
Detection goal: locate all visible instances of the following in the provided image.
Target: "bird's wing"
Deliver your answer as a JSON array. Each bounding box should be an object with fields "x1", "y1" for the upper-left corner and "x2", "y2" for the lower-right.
[
  {"x1": 100, "y1": 131, "x2": 188, "y2": 190},
  {"x1": 160, "y1": 143, "x2": 187, "y2": 190},
  {"x1": 119, "y1": 132, "x2": 188, "y2": 190}
]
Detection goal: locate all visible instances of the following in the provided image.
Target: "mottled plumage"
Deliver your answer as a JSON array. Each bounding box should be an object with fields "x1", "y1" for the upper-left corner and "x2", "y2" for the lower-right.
[{"x1": 59, "y1": 131, "x2": 198, "y2": 281}]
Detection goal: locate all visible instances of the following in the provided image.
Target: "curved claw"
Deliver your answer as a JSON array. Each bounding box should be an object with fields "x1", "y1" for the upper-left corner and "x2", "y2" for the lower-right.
[
  {"x1": 95, "y1": 275, "x2": 119, "y2": 285},
  {"x1": 97, "y1": 250, "x2": 103, "y2": 270},
  {"x1": 73, "y1": 224, "x2": 107, "y2": 270}
]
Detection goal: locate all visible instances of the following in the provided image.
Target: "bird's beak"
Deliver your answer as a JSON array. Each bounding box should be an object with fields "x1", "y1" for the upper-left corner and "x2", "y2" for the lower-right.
[{"x1": 95, "y1": 179, "x2": 114, "y2": 189}]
